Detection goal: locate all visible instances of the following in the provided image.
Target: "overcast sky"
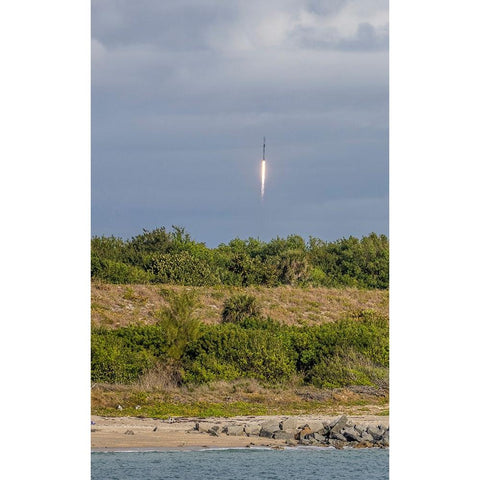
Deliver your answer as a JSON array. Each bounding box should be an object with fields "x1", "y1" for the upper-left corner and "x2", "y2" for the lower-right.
[{"x1": 92, "y1": 0, "x2": 388, "y2": 246}]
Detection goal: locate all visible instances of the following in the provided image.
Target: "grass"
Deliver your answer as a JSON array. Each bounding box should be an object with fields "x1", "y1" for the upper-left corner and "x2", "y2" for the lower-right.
[
  {"x1": 91, "y1": 380, "x2": 389, "y2": 419},
  {"x1": 91, "y1": 282, "x2": 388, "y2": 328}
]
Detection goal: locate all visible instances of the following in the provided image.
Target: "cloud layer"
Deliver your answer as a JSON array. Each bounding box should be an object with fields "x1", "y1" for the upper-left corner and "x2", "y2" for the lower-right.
[{"x1": 92, "y1": 0, "x2": 389, "y2": 245}]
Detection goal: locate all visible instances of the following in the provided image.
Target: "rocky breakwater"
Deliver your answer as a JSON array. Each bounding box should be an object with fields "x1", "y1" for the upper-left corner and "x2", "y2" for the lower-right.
[{"x1": 192, "y1": 415, "x2": 389, "y2": 449}]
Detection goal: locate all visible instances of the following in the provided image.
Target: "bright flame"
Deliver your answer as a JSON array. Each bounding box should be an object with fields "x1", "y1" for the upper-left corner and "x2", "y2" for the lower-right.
[{"x1": 261, "y1": 160, "x2": 266, "y2": 199}]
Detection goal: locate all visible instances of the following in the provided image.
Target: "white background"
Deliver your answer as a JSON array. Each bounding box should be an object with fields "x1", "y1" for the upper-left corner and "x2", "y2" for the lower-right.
[{"x1": 1, "y1": 1, "x2": 479, "y2": 478}]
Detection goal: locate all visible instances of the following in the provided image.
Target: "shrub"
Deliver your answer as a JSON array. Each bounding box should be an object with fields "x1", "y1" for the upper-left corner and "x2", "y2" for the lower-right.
[
  {"x1": 91, "y1": 310, "x2": 389, "y2": 387},
  {"x1": 148, "y1": 252, "x2": 219, "y2": 286},
  {"x1": 307, "y1": 349, "x2": 389, "y2": 389},
  {"x1": 222, "y1": 294, "x2": 262, "y2": 324},
  {"x1": 91, "y1": 330, "x2": 156, "y2": 383},
  {"x1": 157, "y1": 290, "x2": 201, "y2": 361},
  {"x1": 91, "y1": 227, "x2": 389, "y2": 288},
  {"x1": 185, "y1": 323, "x2": 295, "y2": 383},
  {"x1": 92, "y1": 258, "x2": 155, "y2": 283}
]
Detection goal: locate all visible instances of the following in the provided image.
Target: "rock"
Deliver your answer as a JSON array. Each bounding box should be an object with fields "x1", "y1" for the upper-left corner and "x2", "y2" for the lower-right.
[
  {"x1": 226, "y1": 425, "x2": 245, "y2": 436},
  {"x1": 379, "y1": 430, "x2": 389, "y2": 447},
  {"x1": 329, "y1": 415, "x2": 348, "y2": 434},
  {"x1": 280, "y1": 417, "x2": 300, "y2": 431},
  {"x1": 330, "y1": 431, "x2": 347, "y2": 442},
  {"x1": 244, "y1": 424, "x2": 261, "y2": 436},
  {"x1": 313, "y1": 433, "x2": 326, "y2": 443},
  {"x1": 329, "y1": 439, "x2": 346, "y2": 449},
  {"x1": 366, "y1": 426, "x2": 385, "y2": 442},
  {"x1": 274, "y1": 430, "x2": 296, "y2": 441},
  {"x1": 361, "y1": 431, "x2": 374, "y2": 442},
  {"x1": 124, "y1": 430, "x2": 134, "y2": 435},
  {"x1": 378, "y1": 436, "x2": 389, "y2": 447},
  {"x1": 354, "y1": 424, "x2": 366, "y2": 435},
  {"x1": 259, "y1": 420, "x2": 280, "y2": 438},
  {"x1": 354, "y1": 441, "x2": 375, "y2": 448},
  {"x1": 195, "y1": 422, "x2": 219, "y2": 434},
  {"x1": 296, "y1": 426, "x2": 313, "y2": 441},
  {"x1": 306, "y1": 421, "x2": 328, "y2": 435},
  {"x1": 299, "y1": 438, "x2": 315, "y2": 445},
  {"x1": 342, "y1": 427, "x2": 363, "y2": 442}
]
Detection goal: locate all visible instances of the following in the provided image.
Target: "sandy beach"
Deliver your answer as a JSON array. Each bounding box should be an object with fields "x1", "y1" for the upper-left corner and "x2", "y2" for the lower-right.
[{"x1": 91, "y1": 414, "x2": 389, "y2": 450}]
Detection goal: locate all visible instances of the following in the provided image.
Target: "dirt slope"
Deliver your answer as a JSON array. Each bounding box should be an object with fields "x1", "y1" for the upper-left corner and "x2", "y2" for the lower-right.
[{"x1": 91, "y1": 282, "x2": 388, "y2": 328}]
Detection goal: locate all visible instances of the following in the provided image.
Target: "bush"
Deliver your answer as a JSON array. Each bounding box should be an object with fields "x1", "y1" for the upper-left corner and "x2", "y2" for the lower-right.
[
  {"x1": 91, "y1": 310, "x2": 389, "y2": 388},
  {"x1": 222, "y1": 294, "x2": 262, "y2": 324},
  {"x1": 307, "y1": 349, "x2": 389, "y2": 389},
  {"x1": 148, "y1": 252, "x2": 219, "y2": 286},
  {"x1": 157, "y1": 290, "x2": 201, "y2": 361},
  {"x1": 91, "y1": 329, "x2": 156, "y2": 383},
  {"x1": 91, "y1": 227, "x2": 389, "y2": 289},
  {"x1": 185, "y1": 323, "x2": 296, "y2": 383},
  {"x1": 92, "y1": 258, "x2": 155, "y2": 283}
]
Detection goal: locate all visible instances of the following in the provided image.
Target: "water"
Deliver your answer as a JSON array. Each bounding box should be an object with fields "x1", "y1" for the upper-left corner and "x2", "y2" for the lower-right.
[{"x1": 91, "y1": 447, "x2": 389, "y2": 479}]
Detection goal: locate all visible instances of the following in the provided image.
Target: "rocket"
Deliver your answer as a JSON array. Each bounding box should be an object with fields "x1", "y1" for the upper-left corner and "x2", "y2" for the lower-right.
[{"x1": 261, "y1": 137, "x2": 266, "y2": 199}]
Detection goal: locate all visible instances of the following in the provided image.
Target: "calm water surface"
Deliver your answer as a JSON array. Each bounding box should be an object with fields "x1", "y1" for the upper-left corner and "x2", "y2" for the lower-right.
[{"x1": 91, "y1": 447, "x2": 388, "y2": 480}]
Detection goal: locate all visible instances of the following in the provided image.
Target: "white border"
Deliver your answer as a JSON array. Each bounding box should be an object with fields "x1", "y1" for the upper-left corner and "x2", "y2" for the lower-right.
[{"x1": 2, "y1": 1, "x2": 90, "y2": 478}]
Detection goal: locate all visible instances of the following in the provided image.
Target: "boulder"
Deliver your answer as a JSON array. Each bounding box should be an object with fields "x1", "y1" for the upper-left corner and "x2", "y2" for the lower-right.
[
  {"x1": 366, "y1": 426, "x2": 385, "y2": 442},
  {"x1": 329, "y1": 439, "x2": 346, "y2": 449},
  {"x1": 329, "y1": 415, "x2": 348, "y2": 434},
  {"x1": 379, "y1": 430, "x2": 389, "y2": 447},
  {"x1": 354, "y1": 424, "x2": 366, "y2": 435},
  {"x1": 280, "y1": 417, "x2": 300, "y2": 431},
  {"x1": 313, "y1": 433, "x2": 326, "y2": 443},
  {"x1": 244, "y1": 424, "x2": 261, "y2": 436},
  {"x1": 378, "y1": 436, "x2": 389, "y2": 447},
  {"x1": 274, "y1": 430, "x2": 296, "y2": 441},
  {"x1": 299, "y1": 438, "x2": 315, "y2": 445},
  {"x1": 226, "y1": 425, "x2": 245, "y2": 436},
  {"x1": 259, "y1": 420, "x2": 280, "y2": 438},
  {"x1": 330, "y1": 431, "x2": 347, "y2": 442},
  {"x1": 342, "y1": 427, "x2": 363, "y2": 443},
  {"x1": 306, "y1": 421, "x2": 328, "y2": 435},
  {"x1": 296, "y1": 426, "x2": 313, "y2": 441},
  {"x1": 195, "y1": 422, "x2": 219, "y2": 434},
  {"x1": 361, "y1": 431, "x2": 374, "y2": 442}
]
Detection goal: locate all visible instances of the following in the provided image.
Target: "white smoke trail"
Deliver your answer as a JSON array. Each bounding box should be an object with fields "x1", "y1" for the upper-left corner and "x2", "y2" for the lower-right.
[{"x1": 261, "y1": 160, "x2": 266, "y2": 199}]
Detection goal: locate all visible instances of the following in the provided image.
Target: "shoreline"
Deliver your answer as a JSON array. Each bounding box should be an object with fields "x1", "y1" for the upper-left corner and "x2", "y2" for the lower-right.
[{"x1": 91, "y1": 414, "x2": 389, "y2": 450}]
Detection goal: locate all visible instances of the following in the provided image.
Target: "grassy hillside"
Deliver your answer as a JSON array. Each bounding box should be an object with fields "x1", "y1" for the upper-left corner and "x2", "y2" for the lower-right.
[
  {"x1": 91, "y1": 282, "x2": 389, "y2": 328},
  {"x1": 91, "y1": 282, "x2": 389, "y2": 418}
]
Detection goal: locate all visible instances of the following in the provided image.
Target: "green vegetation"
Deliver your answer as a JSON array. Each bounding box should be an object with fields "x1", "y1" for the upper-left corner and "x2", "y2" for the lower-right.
[
  {"x1": 92, "y1": 226, "x2": 389, "y2": 289},
  {"x1": 91, "y1": 228, "x2": 389, "y2": 416},
  {"x1": 221, "y1": 294, "x2": 261, "y2": 324},
  {"x1": 92, "y1": 292, "x2": 388, "y2": 389}
]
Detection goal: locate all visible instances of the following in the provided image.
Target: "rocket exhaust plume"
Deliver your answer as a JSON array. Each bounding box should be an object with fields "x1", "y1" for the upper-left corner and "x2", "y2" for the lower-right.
[
  {"x1": 261, "y1": 137, "x2": 266, "y2": 199},
  {"x1": 261, "y1": 160, "x2": 266, "y2": 199}
]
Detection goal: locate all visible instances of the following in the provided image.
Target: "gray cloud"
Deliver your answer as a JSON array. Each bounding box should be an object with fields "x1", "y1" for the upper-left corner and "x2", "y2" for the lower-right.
[{"x1": 92, "y1": 0, "x2": 388, "y2": 245}]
